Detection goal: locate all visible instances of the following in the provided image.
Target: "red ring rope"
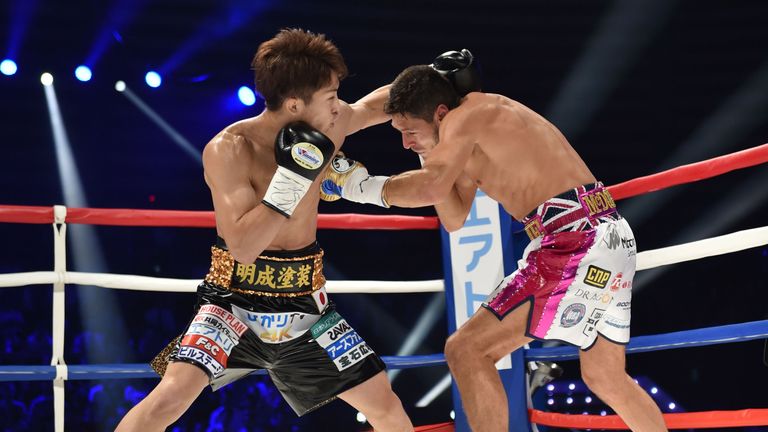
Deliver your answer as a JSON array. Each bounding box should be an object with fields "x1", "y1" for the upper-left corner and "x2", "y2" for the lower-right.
[
  {"x1": 530, "y1": 408, "x2": 768, "y2": 429},
  {"x1": 0, "y1": 143, "x2": 766, "y2": 228}
]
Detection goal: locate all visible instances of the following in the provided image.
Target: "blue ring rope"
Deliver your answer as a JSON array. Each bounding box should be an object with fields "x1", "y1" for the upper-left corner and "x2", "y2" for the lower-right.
[{"x1": 2, "y1": 320, "x2": 765, "y2": 382}]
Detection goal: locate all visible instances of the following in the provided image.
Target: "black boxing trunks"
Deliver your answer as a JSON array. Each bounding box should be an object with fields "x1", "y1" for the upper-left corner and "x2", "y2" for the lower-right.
[{"x1": 151, "y1": 238, "x2": 386, "y2": 416}]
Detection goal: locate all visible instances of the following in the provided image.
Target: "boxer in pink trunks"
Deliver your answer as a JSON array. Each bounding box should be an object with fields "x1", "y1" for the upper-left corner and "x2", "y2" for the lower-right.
[{"x1": 321, "y1": 51, "x2": 667, "y2": 432}]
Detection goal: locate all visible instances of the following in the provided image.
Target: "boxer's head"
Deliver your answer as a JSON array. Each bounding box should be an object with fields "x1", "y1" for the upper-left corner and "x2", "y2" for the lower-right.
[
  {"x1": 385, "y1": 65, "x2": 460, "y2": 155},
  {"x1": 253, "y1": 28, "x2": 347, "y2": 132}
]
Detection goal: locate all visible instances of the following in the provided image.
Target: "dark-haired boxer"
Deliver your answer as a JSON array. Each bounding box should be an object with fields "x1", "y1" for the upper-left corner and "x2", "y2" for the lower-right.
[
  {"x1": 322, "y1": 50, "x2": 667, "y2": 432},
  {"x1": 116, "y1": 28, "x2": 412, "y2": 432}
]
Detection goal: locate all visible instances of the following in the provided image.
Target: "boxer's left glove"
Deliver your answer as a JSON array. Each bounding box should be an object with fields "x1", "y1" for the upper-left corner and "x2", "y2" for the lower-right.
[
  {"x1": 320, "y1": 152, "x2": 390, "y2": 207},
  {"x1": 262, "y1": 121, "x2": 335, "y2": 217},
  {"x1": 431, "y1": 49, "x2": 481, "y2": 97}
]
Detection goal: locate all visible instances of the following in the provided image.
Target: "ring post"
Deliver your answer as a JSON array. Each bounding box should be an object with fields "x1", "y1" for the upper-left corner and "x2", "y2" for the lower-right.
[{"x1": 441, "y1": 190, "x2": 529, "y2": 431}]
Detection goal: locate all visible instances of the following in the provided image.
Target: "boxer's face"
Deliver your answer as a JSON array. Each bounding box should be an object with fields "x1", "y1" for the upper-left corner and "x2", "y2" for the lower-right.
[
  {"x1": 390, "y1": 113, "x2": 439, "y2": 156},
  {"x1": 294, "y1": 73, "x2": 341, "y2": 134}
]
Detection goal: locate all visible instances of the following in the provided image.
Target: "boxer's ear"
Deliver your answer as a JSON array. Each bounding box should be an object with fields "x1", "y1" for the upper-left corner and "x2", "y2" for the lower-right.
[{"x1": 435, "y1": 104, "x2": 449, "y2": 123}]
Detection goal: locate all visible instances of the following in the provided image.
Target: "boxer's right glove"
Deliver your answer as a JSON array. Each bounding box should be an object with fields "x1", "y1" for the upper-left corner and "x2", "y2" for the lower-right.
[
  {"x1": 262, "y1": 121, "x2": 336, "y2": 217},
  {"x1": 319, "y1": 152, "x2": 390, "y2": 207}
]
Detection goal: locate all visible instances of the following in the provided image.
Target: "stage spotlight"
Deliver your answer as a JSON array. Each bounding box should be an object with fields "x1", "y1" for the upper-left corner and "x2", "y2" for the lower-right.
[
  {"x1": 1, "y1": 59, "x2": 17, "y2": 76},
  {"x1": 238, "y1": 86, "x2": 256, "y2": 106},
  {"x1": 41, "y1": 72, "x2": 53, "y2": 86},
  {"x1": 75, "y1": 65, "x2": 92, "y2": 82},
  {"x1": 115, "y1": 80, "x2": 126, "y2": 92},
  {"x1": 145, "y1": 71, "x2": 162, "y2": 88},
  {"x1": 355, "y1": 412, "x2": 366, "y2": 423}
]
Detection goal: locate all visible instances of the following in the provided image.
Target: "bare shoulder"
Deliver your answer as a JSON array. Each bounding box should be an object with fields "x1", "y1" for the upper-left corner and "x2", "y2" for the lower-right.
[
  {"x1": 201, "y1": 123, "x2": 259, "y2": 188},
  {"x1": 203, "y1": 129, "x2": 252, "y2": 167}
]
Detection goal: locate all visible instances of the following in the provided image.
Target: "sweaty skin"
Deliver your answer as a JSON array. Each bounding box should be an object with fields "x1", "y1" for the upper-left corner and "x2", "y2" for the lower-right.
[
  {"x1": 386, "y1": 92, "x2": 596, "y2": 231},
  {"x1": 203, "y1": 75, "x2": 390, "y2": 263}
]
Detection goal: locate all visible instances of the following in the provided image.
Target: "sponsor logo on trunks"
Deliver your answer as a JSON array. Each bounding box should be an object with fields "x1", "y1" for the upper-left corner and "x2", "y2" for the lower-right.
[
  {"x1": 583, "y1": 308, "x2": 606, "y2": 337},
  {"x1": 609, "y1": 273, "x2": 632, "y2": 292},
  {"x1": 604, "y1": 314, "x2": 631, "y2": 329},
  {"x1": 574, "y1": 288, "x2": 613, "y2": 305},
  {"x1": 185, "y1": 322, "x2": 237, "y2": 354},
  {"x1": 180, "y1": 334, "x2": 229, "y2": 366},
  {"x1": 234, "y1": 261, "x2": 313, "y2": 290},
  {"x1": 579, "y1": 188, "x2": 616, "y2": 219},
  {"x1": 177, "y1": 345, "x2": 224, "y2": 376},
  {"x1": 231, "y1": 305, "x2": 320, "y2": 344},
  {"x1": 583, "y1": 265, "x2": 611, "y2": 289},
  {"x1": 560, "y1": 303, "x2": 587, "y2": 328},
  {"x1": 311, "y1": 311, "x2": 375, "y2": 371},
  {"x1": 196, "y1": 304, "x2": 248, "y2": 336},
  {"x1": 602, "y1": 226, "x2": 620, "y2": 250},
  {"x1": 621, "y1": 237, "x2": 635, "y2": 249},
  {"x1": 616, "y1": 301, "x2": 631, "y2": 309}
]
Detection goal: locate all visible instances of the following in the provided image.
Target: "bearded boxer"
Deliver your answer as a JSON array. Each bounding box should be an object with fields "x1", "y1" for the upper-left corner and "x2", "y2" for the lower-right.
[
  {"x1": 116, "y1": 29, "x2": 412, "y2": 432},
  {"x1": 322, "y1": 50, "x2": 667, "y2": 432}
]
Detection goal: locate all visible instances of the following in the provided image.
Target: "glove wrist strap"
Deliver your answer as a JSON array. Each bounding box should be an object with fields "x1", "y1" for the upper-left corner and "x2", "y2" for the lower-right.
[{"x1": 262, "y1": 166, "x2": 313, "y2": 217}]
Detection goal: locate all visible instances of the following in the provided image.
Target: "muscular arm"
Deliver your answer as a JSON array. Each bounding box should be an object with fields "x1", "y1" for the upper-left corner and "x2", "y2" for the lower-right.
[
  {"x1": 433, "y1": 172, "x2": 477, "y2": 232},
  {"x1": 383, "y1": 111, "x2": 476, "y2": 208},
  {"x1": 342, "y1": 85, "x2": 392, "y2": 135},
  {"x1": 203, "y1": 133, "x2": 285, "y2": 263}
]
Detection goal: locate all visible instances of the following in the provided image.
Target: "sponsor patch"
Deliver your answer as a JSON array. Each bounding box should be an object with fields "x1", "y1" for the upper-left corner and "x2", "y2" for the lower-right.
[
  {"x1": 292, "y1": 142, "x2": 324, "y2": 170},
  {"x1": 560, "y1": 303, "x2": 587, "y2": 328},
  {"x1": 231, "y1": 305, "x2": 319, "y2": 344},
  {"x1": 311, "y1": 311, "x2": 375, "y2": 371},
  {"x1": 582, "y1": 308, "x2": 606, "y2": 337},
  {"x1": 583, "y1": 265, "x2": 611, "y2": 289},
  {"x1": 177, "y1": 345, "x2": 225, "y2": 376}
]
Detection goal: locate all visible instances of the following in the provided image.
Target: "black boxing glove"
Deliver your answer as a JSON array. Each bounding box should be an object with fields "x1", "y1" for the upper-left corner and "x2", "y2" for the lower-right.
[
  {"x1": 430, "y1": 49, "x2": 482, "y2": 97},
  {"x1": 262, "y1": 121, "x2": 335, "y2": 217}
]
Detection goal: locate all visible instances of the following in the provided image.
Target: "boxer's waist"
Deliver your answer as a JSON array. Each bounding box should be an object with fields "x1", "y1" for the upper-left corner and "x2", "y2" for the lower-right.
[
  {"x1": 204, "y1": 238, "x2": 325, "y2": 297},
  {"x1": 522, "y1": 182, "x2": 618, "y2": 241}
]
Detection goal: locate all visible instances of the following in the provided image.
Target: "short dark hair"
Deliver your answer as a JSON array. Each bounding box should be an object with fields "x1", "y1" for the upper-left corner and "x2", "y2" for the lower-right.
[
  {"x1": 252, "y1": 28, "x2": 348, "y2": 111},
  {"x1": 384, "y1": 65, "x2": 460, "y2": 121}
]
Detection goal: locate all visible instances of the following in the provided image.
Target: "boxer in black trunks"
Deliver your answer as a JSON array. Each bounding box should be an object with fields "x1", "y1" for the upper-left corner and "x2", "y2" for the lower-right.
[{"x1": 115, "y1": 29, "x2": 412, "y2": 431}]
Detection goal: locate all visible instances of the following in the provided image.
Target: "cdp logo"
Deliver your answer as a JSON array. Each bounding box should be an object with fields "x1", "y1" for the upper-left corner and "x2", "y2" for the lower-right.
[{"x1": 583, "y1": 265, "x2": 611, "y2": 289}]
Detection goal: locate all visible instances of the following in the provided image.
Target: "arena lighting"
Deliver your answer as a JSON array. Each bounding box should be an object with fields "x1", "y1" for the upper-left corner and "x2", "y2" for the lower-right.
[
  {"x1": 622, "y1": 59, "x2": 768, "y2": 229},
  {"x1": 546, "y1": 0, "x2": 675, "y2": 141},
  {"x1": 356, "y1": 412, "x2": 366, "y2": 423},
  {"x1": 75, "y1": 65, "x2": 92, "y2": 82},
  {"x1": 415, "y1": 373, "x2": 452, "y2": 408},
  {"x1": 40, "y1": 72, "x2": 53, "y2": 86},
  {"x1": 115, "y1": 82, "x2": 202, "y2": 164},
  {"x1": 42, "y1": 77, "x2": 131, "y2": 376},
  {"x1": 238, "y1": 86, "x2": 256, "y2": 106},
  {"x1": 0, "y1": 59, "x2": 17, "y2": 75},
  {"x1": 144, "y1": 70, "x2": 162, "y2": 88},
  {"x1": 388, "y1": 293, "x2": 444, "y2": 382}
]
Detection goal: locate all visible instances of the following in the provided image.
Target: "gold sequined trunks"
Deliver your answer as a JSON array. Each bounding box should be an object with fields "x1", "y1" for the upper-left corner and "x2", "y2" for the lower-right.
[{"x1": 204, "y1": 245, "x2": 326, "y2": 297}]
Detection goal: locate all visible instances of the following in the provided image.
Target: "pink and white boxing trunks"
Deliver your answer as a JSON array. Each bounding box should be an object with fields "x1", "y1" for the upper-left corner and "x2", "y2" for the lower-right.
[{"x1": 483, "y1": 183, "x2": 636, "y2": 349}]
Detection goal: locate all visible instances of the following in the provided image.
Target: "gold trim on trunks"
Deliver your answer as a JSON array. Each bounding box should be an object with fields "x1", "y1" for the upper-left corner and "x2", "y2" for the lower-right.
[{"x1": 204, "y1": 246, "x2": 326, "y2": 296}]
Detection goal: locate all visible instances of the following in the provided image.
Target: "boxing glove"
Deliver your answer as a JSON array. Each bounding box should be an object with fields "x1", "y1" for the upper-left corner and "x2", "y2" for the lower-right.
[
  {"x1": 430, "y1": 49, "x2": 482, "y2": 97},
  {"x1": 262, "y1": 121, "x2": 336, "y2": 217},
  {"x1": 319, "y1": 152, "x2": 390, "y2": 207}
]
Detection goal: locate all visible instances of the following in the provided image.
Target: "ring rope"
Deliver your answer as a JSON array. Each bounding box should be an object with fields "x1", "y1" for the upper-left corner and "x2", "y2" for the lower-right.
[
  {"x1": 1, "y1": 142, "x2": 766, "y2": 431},
  {"x1": 525, "y1": 319, "x2": 768, "y2": 361},
  {"x1": 607, "y1": 142, "x2": 768, "y2": 200},
  {"x1": 2, "y1": 224, "x2": 765, "y2": 292},
  {"x1": 1, "y1": 143, "x2": 766, "y2": 228},
  {"x1": 530, "y1": 408, "x2": 768, "y2": 430}
]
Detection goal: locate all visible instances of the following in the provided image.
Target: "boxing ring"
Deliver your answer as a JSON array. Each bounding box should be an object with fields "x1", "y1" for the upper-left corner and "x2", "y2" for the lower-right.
[{"x1": 1, "y1": 143, "x2": 767, "y2": 431}]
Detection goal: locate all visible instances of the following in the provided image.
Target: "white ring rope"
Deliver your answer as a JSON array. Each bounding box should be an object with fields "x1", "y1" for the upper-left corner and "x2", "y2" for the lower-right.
[{"x1": 1, "y1": 225, "x2": 765, "y2": 292}]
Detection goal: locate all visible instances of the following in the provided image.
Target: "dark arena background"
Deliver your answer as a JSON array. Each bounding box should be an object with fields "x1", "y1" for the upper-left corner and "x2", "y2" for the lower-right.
[{"x1": 1, "y1": 1, "x2": 767, "y2": 431}]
